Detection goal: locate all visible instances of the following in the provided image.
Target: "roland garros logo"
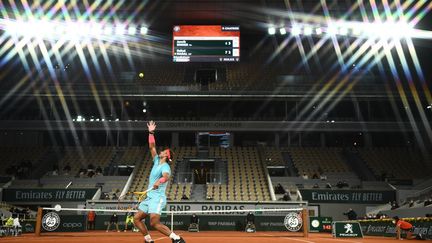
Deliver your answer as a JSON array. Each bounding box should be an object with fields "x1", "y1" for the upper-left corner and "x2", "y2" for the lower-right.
[
  {"x1": 42, "y1": 212, "x2": 60, "y2": 231},
  {"x1": 284, "y1": 212, "x2": 303, "y2": 232}
]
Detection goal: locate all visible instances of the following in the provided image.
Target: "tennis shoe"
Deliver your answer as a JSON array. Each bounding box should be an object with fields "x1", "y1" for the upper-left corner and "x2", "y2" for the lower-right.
[{"x1": 172, "y1": 237, "x2": 185, "y2": 243}]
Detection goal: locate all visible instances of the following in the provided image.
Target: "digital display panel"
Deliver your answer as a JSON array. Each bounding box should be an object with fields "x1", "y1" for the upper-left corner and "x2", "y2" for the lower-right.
[{"x1": 173, "y1": 25, "x2": 240, "y2": 62}]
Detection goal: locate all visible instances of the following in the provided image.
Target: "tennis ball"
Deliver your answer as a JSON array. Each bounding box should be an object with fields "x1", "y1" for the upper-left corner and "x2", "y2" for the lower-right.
[
  {"x1": 54, "y1": 204, "x2": 62, "y2": 212},
  {"x1": 138, "y1": 72, "x2": 144, "y2": 78}
]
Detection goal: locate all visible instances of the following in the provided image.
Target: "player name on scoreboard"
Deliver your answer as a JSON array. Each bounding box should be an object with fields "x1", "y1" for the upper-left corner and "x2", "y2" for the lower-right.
[{"x1": 173, "y1": 25, "x2": 240, "y2": 62}]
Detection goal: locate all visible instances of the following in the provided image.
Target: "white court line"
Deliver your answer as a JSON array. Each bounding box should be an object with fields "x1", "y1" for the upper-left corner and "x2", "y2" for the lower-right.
[
  {"x1": 317, "y1": 238, "x2": 363, "y2": 243},
  {"x1": 153, "y1": 236, "x2": 167, "y2": 242},
  {"x1": 152, "y1": 233, "x2": 183, "y2": 242},
  {"x1": 261, "y1": 233, "x2": 316, "y2": 243}
]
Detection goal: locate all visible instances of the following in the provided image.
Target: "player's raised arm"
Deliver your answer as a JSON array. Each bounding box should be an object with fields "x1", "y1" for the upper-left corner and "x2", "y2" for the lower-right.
[{"x1": 147, "y1": 120, "x2": 157, "y2": 159}]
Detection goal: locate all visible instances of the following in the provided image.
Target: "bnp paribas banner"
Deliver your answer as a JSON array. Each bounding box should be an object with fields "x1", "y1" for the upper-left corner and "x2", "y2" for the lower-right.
[
  {"x1": 299, "y1": 189, "x2": 395, "y2": 204},
  {"x1": 85, "y1": 201, "x2": 317, "y2": 216},
  {"x1": 2, "y1": 188, "x2": 98, "y2": 202},
  {"x1": 93, "y1": 214, "x2": 298, "y2": 231}
]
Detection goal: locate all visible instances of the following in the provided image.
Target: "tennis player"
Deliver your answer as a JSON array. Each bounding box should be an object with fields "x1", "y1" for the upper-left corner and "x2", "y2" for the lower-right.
[
  {"x1": 133, "y1": 121, "x2": 185, "y2": 243},
  {"x1": 124, "y1": 208, "x2": 134, "y2": 232},
  {"x1": 393, "y1": 216, "x2": 415, "y2": 240}
]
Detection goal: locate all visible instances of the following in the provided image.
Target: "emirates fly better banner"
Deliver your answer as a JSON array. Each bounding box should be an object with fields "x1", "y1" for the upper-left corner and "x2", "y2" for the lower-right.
[
  {"x1": 2, "y1": 188, "x2": 97, "y2": 202},
  {"x1": 299, "y1": 189, "x2": 396, "y2": 204}
]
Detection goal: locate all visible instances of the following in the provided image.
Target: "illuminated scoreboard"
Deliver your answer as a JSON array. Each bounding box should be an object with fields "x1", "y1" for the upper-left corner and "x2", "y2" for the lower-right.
[{"x1": 173, "y1": 25, "x2": 240, "y2": 62}]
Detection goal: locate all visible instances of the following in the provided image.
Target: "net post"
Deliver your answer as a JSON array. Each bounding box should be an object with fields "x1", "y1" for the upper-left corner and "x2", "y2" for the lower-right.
[
  {"x1": 170, "y1": 212, "x2": 174, "y2": 232},
  {"x1": 35, "y1": 207, "x2": 43, "y2": 237},
  {"x1": 302, "y1": 208, "x2": 309, "y2": 238}
]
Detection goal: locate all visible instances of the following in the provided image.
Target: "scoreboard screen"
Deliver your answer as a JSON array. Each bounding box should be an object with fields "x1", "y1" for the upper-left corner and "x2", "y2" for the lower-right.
[{"x1": 172, "y1": 25, "x2": 240, "y2": 62}]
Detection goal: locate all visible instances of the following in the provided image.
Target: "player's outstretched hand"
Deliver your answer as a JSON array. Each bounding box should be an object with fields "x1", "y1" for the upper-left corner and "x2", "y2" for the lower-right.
[
  {"x1": 147, "y1": 120, "x2": 156, "y2": 133},
  {"x1": 153, "y1": 181, "x2": 160, "y2": 190}
]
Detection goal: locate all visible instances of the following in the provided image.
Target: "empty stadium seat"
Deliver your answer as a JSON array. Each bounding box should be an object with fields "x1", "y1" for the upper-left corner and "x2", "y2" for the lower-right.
[{"x1": 208, "y1": 147, "x2": 271, "y2": 201}]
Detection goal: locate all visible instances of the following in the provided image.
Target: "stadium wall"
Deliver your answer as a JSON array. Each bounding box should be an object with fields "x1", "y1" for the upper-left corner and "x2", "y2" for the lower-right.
[
  {"x1": 380, "y1": 207, "x2": 432, "y2": 218},
  {"x1": 0, "y1": 120, "x2": 420, "y2": 132},
  {"x1": 317, "y1": 203, "x2": 367, "y2": 221},
  {"x1": 0, "y1": 131, "x2": 43, "y2": 146}
]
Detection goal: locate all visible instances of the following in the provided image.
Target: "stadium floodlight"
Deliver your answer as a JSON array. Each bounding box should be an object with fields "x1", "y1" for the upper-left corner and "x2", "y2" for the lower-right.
[
  {"x1": 367, "y1": 22, "x2": 390, "y2": 39},
  {"x1": 115, "y1": 24, "x2": 126, "y2": 35},
  {"x1": 352, "y1": 27, "x2": 362, "y2": 37},
  {"x1": 128, "y1": 25, "x2": 137, "y2": 35},
  {"x1": 383, "y1": 21, "x2": 413, "y2": 40},
  {"x1": 327, "y1": 25, "x2": 338, "y2": 36},
  {"x1": 3, "y1": 20, "x2": 19, "y2": 35},
  {"x1": 353, "y1": 21, "x2": 414, "y2": 40},
  {"x1": 303, "y1": 26, "x2": 313, "y2": 36},
  {"x1": 64, "y1": 22, "x2": 83, "y2": 39},
  {"x1": 4, "y1": 20, "x2": 50, "y2": 38},
  {"x1": 55, "y1": 23, "x2": 67, "y2": 36},
  {"x1": 279, "y1": 27, "x2": 287, "y2": 35},
  {"x1": 79, "y1": 22, "x2": 92, "y2": 36},
  {"x1": 291, "y1": 25, "x2": 301, "y2": 36},
  {"x1": 268, "y1": 27, "x2": 276, "y2": 35},
  {"x1": 315, "y1": 27, "x2": 323, "y2": 35},
  {"x1": 339, "y1": 27, "x2": 348, "y2": 36},
  {"x1": 140, "y1": 26, "x2": 148, "y2": 35},
  {"x1": 91, "y1": 23, "x2": 103, "y2": 36},
  {"x1": 2, "y1": 19, "x2": 150, "y2": 40},
  {"x1": 5, "y1": 21, "x2": 144, "y2": 38},
  {"x1": 103, "y1": 25, "x2": 114, "y2": 35}
]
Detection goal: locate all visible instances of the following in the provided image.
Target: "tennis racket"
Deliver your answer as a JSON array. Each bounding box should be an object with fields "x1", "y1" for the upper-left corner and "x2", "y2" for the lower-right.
[
  {"x1": 117, "y1": 188, "x2": 153, "y2": 210},
  {"x1": 132, "y1": 188, "x2": 153, "y2": 202}
]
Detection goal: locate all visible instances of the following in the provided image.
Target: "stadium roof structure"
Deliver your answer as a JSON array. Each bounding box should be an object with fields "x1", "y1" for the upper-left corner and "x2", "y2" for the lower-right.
[{"x1": 0, "y1": 0, "x2": 430, "y2": 99}]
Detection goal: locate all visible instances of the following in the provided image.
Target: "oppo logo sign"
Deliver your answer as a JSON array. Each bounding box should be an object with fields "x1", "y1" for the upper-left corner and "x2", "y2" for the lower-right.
[{"x1": 63, "y1": 223, "x2": 83, "y2": 228}]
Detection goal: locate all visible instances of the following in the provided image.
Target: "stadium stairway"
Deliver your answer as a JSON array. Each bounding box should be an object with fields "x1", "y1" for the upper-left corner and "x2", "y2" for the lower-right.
[
  {"x1": 109, "y1": 149, "x2": 125, "y2": 176},
  {"x1": 256, "y1": 147, "x2": 277, "y2": 201},
  {"x1": 281, "y1": 151, "x2": 299, "y2": 177},
  {"x1": 341, "y1": 148, "x2": 376, "y2": 181},
  {"x1": 366, "y1": 203, "x2": 392, "y2": 216},
  {"x1": 214, "y1": 160, "x2": 227, "y2": 184},
  {"x1": 413, "y1": 177, "x2": 432, "y2": 191},
  {"x1": 174, "y1": 159, "x2": 188, "y2": 183},
  {"x1": 190, "y1": 184, "x2": 206, "y2": 201}
]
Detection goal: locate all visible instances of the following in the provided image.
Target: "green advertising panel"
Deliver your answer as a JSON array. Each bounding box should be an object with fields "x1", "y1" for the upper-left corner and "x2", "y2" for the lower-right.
[
  {"x1": 92, "y1": 214, "x2": 303, "y2": 232},
  {"x1": 2, "y1": 188, "x2": 97, "y2": 202},
  {"x1": 299, "y1": 189, "x2": 395, "y2": 204},
  {"x1": 332, "y1": 221, "x2": 363, "y2": 238},
  {"x1": 40, "y1": 212, "x2": 86, "y2": 232},
  {"x1": 309, "y1": 217, "x2": 332, "y2": 232},
  {"x1": 22, "y1": 221, "x2": 36, "y2": 233},
  {"x1": 359, "y1": 219, "x2": 432, "y2": 239}
]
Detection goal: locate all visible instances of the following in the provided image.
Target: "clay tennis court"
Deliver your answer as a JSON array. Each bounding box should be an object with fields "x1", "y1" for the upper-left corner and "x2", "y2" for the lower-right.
[{"x1": 0, "y1": 231, "x2": 419, "y2": 243}]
